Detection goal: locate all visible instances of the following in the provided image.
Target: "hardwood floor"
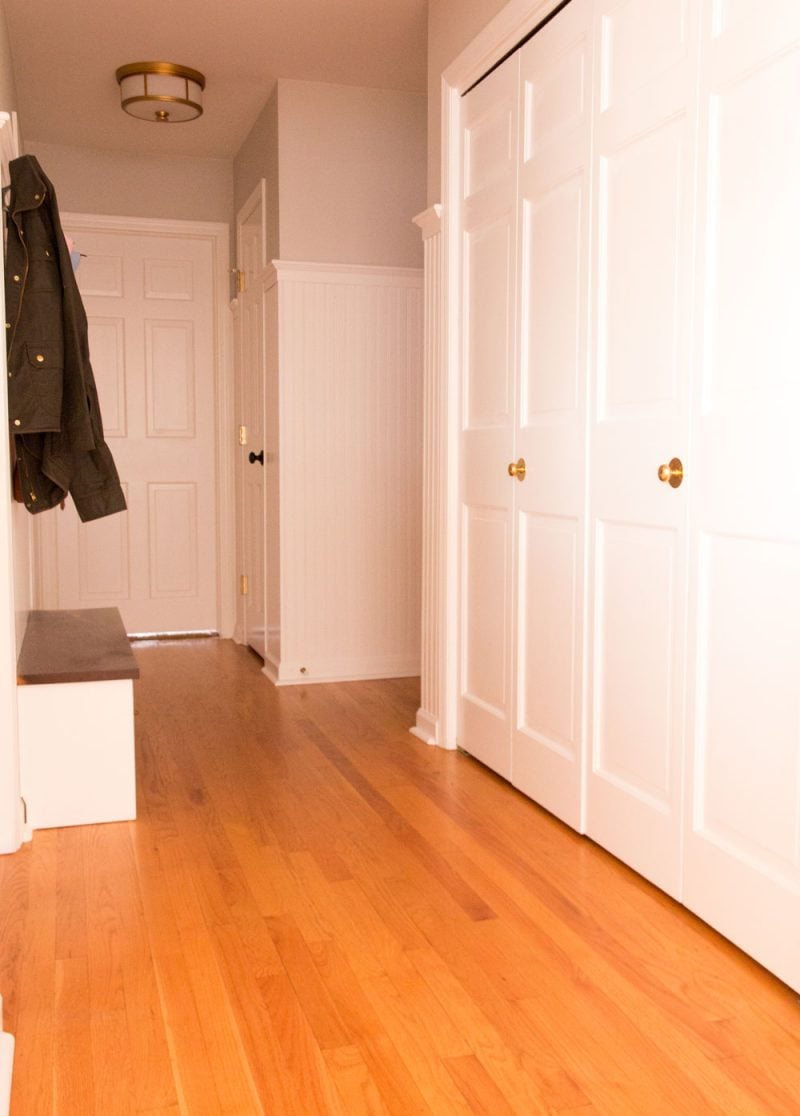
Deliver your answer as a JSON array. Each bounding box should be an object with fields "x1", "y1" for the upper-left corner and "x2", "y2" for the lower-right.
[{"x1": 2, "y1": 637, "x2": 799, "y2": 1114}]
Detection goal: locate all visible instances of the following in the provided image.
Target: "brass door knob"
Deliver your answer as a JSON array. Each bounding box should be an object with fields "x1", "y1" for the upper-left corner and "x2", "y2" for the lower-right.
[
  {"x1": 657, "y1": 457, "x2": 684, "y2": 488},
  {"x1": 508, "y1": 458, "x2": 527, "y2": 481}
]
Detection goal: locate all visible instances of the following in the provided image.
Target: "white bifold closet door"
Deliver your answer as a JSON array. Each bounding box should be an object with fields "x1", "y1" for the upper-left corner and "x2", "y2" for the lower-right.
[
  {"x1": 459, "y1": 0, "x2": 592, "y2": 828},
  {"x1": 459, "y1": 49, "x2": 520, "y2": 784},
  {"x1": 585, "y1": 0, "x2": 699, "y2": 899},
  {"x1": 681, "y1": 0, "x2": 800, "y2": 993},
  {"x1": 457, "y1": 0, "x2": 800, "y2": 993}
]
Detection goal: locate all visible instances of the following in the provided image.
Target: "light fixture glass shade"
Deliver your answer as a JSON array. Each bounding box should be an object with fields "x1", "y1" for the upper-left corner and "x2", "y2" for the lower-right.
[{"x1": 115, "y1": 62, "x2": 205, "y2": 123}]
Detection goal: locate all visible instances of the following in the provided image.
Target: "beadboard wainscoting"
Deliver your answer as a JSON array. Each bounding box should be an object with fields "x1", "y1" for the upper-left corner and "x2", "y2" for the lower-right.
[{"x1": 261, "y1": 261, "x2": 423, "y2": 685}]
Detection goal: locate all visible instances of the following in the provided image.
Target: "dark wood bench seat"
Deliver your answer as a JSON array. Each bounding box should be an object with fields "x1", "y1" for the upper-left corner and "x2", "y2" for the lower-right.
[{"x1": 17, "y1": 608, "x2": 139, "y2": 685}]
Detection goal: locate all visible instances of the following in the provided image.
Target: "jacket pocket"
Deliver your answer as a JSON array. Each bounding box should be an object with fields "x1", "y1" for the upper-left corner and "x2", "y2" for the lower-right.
[
  {"x1": 27, "y1": 245, "x2": 60, "y2": 292},
  {"x1": 25, "y1": 340, "x2": 62, "y2": 366},
  {"x1": 15, "y1": 342, "x2": 64, "y2": 430}
]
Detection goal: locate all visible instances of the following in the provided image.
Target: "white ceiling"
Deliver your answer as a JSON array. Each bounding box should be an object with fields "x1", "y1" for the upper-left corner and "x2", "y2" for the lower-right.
[{"x1": 3, "y1": 0, "x2": 428, "y2": 159}]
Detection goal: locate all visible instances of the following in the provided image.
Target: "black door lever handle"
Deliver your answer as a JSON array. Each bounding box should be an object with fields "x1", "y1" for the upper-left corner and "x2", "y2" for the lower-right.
[{"x1": 248, "y1": 450, "x2": 264, "y2": 465}]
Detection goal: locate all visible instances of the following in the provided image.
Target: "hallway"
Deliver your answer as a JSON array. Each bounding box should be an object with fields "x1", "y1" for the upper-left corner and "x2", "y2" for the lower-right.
[{"x1": 1, "y1": 639, "x2": 799, "y2": 1114}]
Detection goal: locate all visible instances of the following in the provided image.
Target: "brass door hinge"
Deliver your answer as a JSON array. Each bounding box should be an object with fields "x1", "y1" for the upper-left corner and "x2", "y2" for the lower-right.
[
  {"x1": 240, "y1": 574, "x2": 249, "y2": 596},
  {"x1": 232, "y1": 268, "x2": 245, "y2": 294},
  {"x1": 238, "y1": 424, "x2": 248, "y2": 446}
]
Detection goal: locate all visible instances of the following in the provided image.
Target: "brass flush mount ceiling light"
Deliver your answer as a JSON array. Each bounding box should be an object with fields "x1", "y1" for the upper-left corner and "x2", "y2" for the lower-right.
[{"x1": 115, "y1": 61, "x2": 205, "y2": 123}]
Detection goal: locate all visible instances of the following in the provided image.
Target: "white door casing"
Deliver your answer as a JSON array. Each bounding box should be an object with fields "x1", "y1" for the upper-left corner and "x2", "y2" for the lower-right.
[
  {"x1": 37, "y1": 215, "x2": 233, "y2": 637},
  {"x1": 235, "y1": 181, "x2": 269, "y2": 660},
  {"x1": 0, "y1": 110, "x2": 24, "y2": 856}
]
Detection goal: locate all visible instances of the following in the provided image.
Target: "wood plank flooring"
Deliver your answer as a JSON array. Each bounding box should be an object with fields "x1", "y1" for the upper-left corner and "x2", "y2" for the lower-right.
[{"x1": 1, "y1": 637, "x2": 799, "y2": 1114}]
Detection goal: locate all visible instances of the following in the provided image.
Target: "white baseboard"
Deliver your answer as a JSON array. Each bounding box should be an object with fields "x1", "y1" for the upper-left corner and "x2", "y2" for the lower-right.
[
  {"x1": 410, "y1": 709, "x2": 439, "y2": 747},
  {"x1": 0, "y1": 993, "x2": 13, "y2": 1116},
  {"x1": 0, "y1": 1035, "x2": 12, "y2": 1116}
]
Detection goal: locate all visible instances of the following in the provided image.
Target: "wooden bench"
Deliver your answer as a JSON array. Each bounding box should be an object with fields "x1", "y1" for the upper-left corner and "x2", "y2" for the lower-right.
[{"x1": 16, "y1": 608, "x2": 139, "y2": 831}]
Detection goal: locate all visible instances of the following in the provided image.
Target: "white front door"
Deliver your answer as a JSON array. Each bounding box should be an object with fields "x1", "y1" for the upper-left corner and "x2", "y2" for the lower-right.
[
  {"x1": 235, "y1": 183, "x2": 268, "y2": 659},
  {"x1": 47, "y1": 221, "x2": 219, "y2": 635},
  {"x1": 682, "y1": 0, "x2": 800, "y2": 992}
]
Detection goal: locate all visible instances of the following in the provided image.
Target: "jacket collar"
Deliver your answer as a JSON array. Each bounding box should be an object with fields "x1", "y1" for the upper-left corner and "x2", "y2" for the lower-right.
[{"x1": 8, "y1": 154, "x2": 49, "y2": 215}]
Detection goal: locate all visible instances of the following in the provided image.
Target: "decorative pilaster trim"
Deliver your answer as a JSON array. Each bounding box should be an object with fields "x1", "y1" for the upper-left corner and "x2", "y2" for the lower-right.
[
  {"x1": 410, "y1": 203, "x2": 452, "y2": 748},
  {"x1": 413, "y1": 204, "x2": 443, "y2": 241}
]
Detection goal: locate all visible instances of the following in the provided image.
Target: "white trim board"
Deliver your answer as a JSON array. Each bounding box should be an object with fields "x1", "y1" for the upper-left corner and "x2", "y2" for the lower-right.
[{"x1": 0, "y1": 110, "x2": 24, "y2": 857}]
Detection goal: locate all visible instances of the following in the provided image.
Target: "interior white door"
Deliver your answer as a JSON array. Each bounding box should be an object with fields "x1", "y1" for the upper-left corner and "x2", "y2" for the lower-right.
[
  {"x1": 682, "y1": 0, "x2": 800, "y2": 992},
  {"x1": 458, "y1": 52, "x2": 520, "y2": 780},
  {"x1": 585, "y1": 0, "x2": 700, "y2": 899},
  {"x1": 510, "y1": 0, "x2": 592, "y2": 830},
  {"x1": 236, "y1": 184, "x2": 268, "y2": 659},
  {"x1": 51, "y1": 223, "x2": 219, "y2": 634}
]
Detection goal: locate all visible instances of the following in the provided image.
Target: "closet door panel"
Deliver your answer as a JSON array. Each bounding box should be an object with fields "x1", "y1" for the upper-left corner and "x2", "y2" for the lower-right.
[
  {"x1": 593, "y1": 521, "x2": 678, "y2": 806},
  {"x1": 459, "y1": 54, "x2": 519, "y2": 780},
  {"x1": 599, "y1": 0, "x2": 691, "y2": 111},
  {"x1": 522, "y1": 177, "x2": 583, "y2": 421},
  {"x1": 465, "y1": 220, "x2": 514, "y2": 427},
  {"x1": 518, "y1": 514, "x2": 580, "y2": 751},
  {"x1": 695, "y1": 536, "x2": 800, "y2": 870},
  {"x1": 511, "y1": 0, "x2": 592, "y2": 829},
  {"x1": 683, "y1": 1, "x2": 800, "y2": 992},
  {"x1": 597, "y1": 118, "x2": 685, "y2": 415},
  {"x1": 461, "y1": 508, "x2": 512, "y2": 770},
  {"x1": 586, "y1": 0, "x2": 699, "y2": 898}
]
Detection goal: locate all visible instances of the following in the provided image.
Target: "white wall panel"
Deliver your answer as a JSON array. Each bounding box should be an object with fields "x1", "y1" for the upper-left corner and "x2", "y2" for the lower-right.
[{"x1": 268, "y1": 262, "x2": 423, "y2": 684}]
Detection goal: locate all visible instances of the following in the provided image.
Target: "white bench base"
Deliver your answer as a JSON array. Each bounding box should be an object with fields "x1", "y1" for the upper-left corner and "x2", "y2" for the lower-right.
[{"x1": 17, "y1": 678, "x2": 136, "y2": 831}]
